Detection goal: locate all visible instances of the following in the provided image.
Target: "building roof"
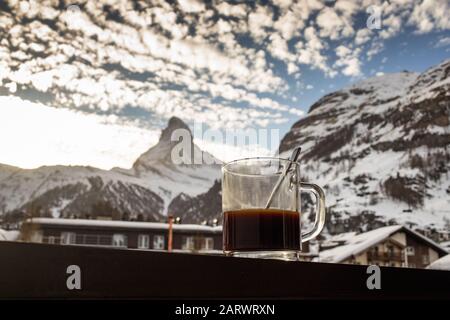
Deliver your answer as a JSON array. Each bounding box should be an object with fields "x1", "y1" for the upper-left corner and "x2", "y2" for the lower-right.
[
  {"x1": 26, "y1": 218, "x2": 222, "y2": 233},
  {"x1": 318, "y1": 225, "x2": 448, "y2": 263},
  {"x1": 400, "y1": 227, "x2": 448, "y2": 256},
  {"x1": 426, "y1": 254, "x2": 450, "y2": 271},
  {"x1": 318, "y1": 225, "x2": 403, "y2": 263},
  {"x1": 439, "y1": 241, "x2": 450, "y2": 252},
  {"x1": 0, "y1": 229, "x2": 20, "y2": 241}
]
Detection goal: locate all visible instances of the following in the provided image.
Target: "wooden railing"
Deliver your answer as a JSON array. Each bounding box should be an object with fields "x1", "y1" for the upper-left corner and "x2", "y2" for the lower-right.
[
  {"x1": 367, "y1": 251, "x2": 404, "y2": 261},
  {"x1": 0, "y1": 241, "x2": 449, "y2": 299}
]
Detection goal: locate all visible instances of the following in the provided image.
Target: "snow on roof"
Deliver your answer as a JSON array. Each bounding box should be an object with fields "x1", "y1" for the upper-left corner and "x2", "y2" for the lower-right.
[
  {"x1": 0, "y1": 229, "x2": 20, "y2": 241},
  {"x1": 318, "y1": 225, "x2": 449, "y2": 263},
  {"x1": 27, "y1": 218, "x2": 222, "y2": 233},
  {"x1": 426, "y1": 254, "x2": 450, "y2": 271},
  {"x1": 320, "y1": 231, "x2": 358, "y2": 248},
  {"x1": 318, "y1": 225, "x2": 403, "y2": 263},
  {"x1": 439, "y1": 241, "x2": 450, "y2": 252}
]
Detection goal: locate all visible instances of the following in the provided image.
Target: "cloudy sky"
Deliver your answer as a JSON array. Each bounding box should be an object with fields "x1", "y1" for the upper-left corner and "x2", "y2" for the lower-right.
[{"x1": 0, "y1": 0, "x2": 449, "y2": 169}]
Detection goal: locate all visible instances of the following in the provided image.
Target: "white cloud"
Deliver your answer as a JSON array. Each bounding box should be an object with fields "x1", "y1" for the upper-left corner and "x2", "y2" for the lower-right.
[
  {"x1": 367, "y1": 40, "x2": 384, "y2": 60},
  {"x1": 273, "y1": 9, "x2": 305, "y2": 40},
  {"x1": 248, "y1": 5, "x2": 274, "y2": 42},
  {"x1": 0, "y1": 96, "x2": 158, "y2": 170},
  {"x1": 316, "y1": 6, "x2": 354, "y2": 40},
  {"x1": 177, "y1": 0, "x2": 205, "y2": 13},
  {"x1": 355, "y1": 29, "x2": 372, "y2": 45},
  {"x1": 288, "y1": 108, "x2": 305, "y2": 117},
  {"x1": 380, "y1": 15, "x2": 402, "y2": 39},
  {"x1": 268, "y1": 33, "x2": 292, "y2": 61},
  {"x1": 408, "y1": 0, "x2": 450, "y2": 33},
  {"x1": 287, "y1": 62, "x2": 299, "y2": 74},
  {"x1": 435, "y1": 36, "x2": 450, "y2": 48},
  {"x1": 335, "y1": 45, "x2": 362, "y2": 77},
  {"x1": 296, "y1": 27, "x2": 333, "y2": 76},
  {"x1": 216, "y1": 1, "x2": 247, "y2": 18}
]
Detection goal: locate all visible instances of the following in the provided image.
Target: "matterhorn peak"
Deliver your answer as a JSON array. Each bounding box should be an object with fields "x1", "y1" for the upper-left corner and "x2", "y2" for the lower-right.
[
  {"x1": 159, "y1": 116, "x2": 192, "y2": 143},
  {"x1": 132, "y1": 116, "x2": 220, "y2": 171}
]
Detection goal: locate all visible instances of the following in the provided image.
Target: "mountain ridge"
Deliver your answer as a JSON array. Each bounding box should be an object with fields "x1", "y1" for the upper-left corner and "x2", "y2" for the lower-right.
[{"x1": 279, "y1": 58, "x2": 450, "y2": 233}]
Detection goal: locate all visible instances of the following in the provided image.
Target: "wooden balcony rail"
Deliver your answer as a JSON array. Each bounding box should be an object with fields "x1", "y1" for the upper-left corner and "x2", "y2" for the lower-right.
[
  {"x1": 367, "y1": 251, "x2": 404, "y2": 261},
  {"x1": 0, "y1": 241, "x2": 449, "y2": 299}
]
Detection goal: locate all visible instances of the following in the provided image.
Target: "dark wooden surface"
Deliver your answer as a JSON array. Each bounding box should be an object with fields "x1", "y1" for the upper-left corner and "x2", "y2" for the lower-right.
[{"x1": 0, "y1": 241, "x2": 449, "y2": 299}]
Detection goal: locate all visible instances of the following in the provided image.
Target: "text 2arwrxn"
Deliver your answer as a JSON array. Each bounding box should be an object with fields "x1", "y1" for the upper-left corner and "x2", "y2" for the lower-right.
[{"x1": 219, "y1": 305, "x2": 275, "y2": 315}]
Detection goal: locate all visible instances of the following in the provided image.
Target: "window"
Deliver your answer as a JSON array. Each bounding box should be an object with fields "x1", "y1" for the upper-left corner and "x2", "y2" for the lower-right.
[
  {"x1": 48, "y1": 236, "x2": 55, "y2": 244},
  {"x1": 153, "y1": 235, "x2": 165, "y2": 250},
  {"x1": 112, "y1": 234, "x2": 127, "y2": 247},
  {"x1": 409, "y1": 263, "x2": 416, "y2": 268},
  {"x1": 202, "y1": 237, "x2": 214, "y2": 250},
  {"x1": 387, "y1": 245, "x2": 394, "y2": 254},
  {"x1": 138, "y1": 234, "x2": 150, "y2": 249},
  {"x1": 182, "y1": 236, "x2": 195, "y2": 250},
  {"x1": 422, "y1": 255, "x2": 430, "y2": 265},
  {"x1": 406, "y1": 246, "x2": 415, "y2": 256},
  {"x1": 61, "y1": 232, "x2": 76, "y2": 245},
  {"x1": 30, "y1": 231, "x2": 43, "y2": 243}
]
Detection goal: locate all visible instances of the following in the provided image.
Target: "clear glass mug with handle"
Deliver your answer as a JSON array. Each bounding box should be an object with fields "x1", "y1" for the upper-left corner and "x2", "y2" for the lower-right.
[{"x1": 222, "y1": 157, "x2": 326, "y2": 261}]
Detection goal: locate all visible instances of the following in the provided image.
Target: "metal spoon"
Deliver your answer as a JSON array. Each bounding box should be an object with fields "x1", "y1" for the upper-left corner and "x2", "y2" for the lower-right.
[{"x1": 265, "y1": 146, "x2": 302, "y2": 209}]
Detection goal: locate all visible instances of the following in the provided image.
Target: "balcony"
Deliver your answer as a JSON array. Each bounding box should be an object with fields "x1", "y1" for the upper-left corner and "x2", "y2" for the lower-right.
[
  {"x1": 44, "y1": 234, "x2": 114, "y2": 247},
  {"x1": 367, "y1": 251, "x2": 404, "y2": 261}
]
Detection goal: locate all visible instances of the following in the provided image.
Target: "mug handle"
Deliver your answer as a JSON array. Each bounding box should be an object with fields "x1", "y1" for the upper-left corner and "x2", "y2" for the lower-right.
[{"x1": 299, "y1": 182, "x2": 326, "y2": 243}]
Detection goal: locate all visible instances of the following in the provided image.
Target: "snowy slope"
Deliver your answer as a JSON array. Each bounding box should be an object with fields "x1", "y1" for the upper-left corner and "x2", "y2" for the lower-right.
[
  {"x1": 280, "y1": 59, "x2": 450, "y2": 232},
  {"x1": 0, "y1": 117, "x2": 221, "y2": 221}
]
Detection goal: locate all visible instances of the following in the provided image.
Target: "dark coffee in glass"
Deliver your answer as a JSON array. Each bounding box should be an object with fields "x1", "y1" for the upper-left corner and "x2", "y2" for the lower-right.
[{"x1": 223, "y1": 209, "x2": 300, "y2": 251}]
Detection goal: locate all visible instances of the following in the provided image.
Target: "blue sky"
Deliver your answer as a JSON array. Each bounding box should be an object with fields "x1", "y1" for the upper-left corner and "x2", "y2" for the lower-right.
[
  {"x1": 275, "y1": 27, "x2": 450, "y2": 135},
  {"x1": 0, "y1": 0, "x2": 449, "y2": 168}
]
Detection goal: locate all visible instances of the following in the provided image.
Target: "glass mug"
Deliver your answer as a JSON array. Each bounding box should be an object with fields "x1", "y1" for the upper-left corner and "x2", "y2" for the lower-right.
[{"x1": 222, "y1": 157, "x2": 326, "y2": 261}]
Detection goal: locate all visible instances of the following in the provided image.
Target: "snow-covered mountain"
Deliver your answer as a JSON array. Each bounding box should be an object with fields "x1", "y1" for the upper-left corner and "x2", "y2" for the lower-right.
[
  {"x1": 280, "y1": 59, "x2": 450, "y2": 232},
  {"x1": 0, "y1": 117, "x2": 221, "y2": 222},
  {"x1": 168, "y1": 179, "x2": 221, "y2": 224}
]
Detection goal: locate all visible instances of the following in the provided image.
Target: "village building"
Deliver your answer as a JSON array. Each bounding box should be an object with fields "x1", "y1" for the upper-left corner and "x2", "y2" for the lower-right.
[
  {"x1": 317, "y1": 225, "x2": 448, "y2": 268},
  {"x1": 21, "y1": 218, "x2": 223, "y2": 253}
]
